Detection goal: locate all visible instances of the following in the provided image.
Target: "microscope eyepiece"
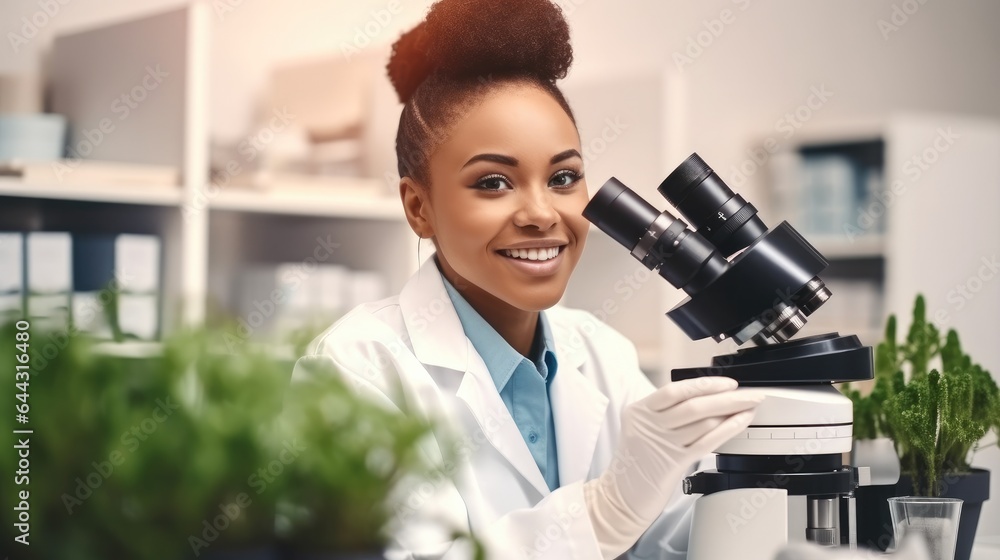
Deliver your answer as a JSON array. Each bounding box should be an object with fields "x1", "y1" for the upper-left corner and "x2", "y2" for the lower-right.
[
  {"x1": 583, "y1": 177, "x2": 729, "y2": 295},
  {"x1": 582, "y1": 177, "x2": 660, "y2": 251},
  {"x1": 584, "y1": 152, "x2": 834, "y2": 346},
  {"x1": 658, "y1": 153, "x2": 768, "y2": 257}
]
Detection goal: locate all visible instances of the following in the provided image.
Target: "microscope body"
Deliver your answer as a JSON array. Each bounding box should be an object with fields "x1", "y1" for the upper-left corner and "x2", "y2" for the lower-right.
[
  {"x1": 583, "y1": 153, "x2": 875, "y2": 558},
  {"x1": 674, "y1": 333, "x2": 873, "y2": 558},
  {"x1": 683, "y1": 384, "x2": 866, "y2": 559}
]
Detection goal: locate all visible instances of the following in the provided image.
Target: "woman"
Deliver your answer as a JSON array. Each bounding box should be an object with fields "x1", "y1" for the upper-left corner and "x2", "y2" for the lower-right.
[{"x1": 295, "y1": 0, "x2": 763, "y2": 558}]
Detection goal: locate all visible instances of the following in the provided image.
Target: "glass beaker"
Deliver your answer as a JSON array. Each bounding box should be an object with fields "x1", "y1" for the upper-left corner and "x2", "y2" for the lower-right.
[{"x1": 888, "y1": 496, "x2": 963, "y2": 560}]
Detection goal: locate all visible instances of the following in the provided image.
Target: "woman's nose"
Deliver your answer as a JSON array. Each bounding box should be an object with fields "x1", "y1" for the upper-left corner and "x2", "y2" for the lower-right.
[{"x1": 513, "y1": 186, "x2": 559, "y2": 230}]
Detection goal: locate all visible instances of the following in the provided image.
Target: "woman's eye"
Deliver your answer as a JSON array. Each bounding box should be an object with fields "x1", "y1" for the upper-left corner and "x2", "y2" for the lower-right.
[
  {"x1": 550, "y1": 170, "x2": 582, "y2": 188},
  {"x1": 473, "y1": 174, "x2": 512, "y2": 191}
]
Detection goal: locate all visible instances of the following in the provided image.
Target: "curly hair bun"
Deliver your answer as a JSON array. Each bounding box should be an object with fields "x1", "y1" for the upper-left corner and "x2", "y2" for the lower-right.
[{"x1": 387, "y1": 0, "x2": 573, "y2": 104}]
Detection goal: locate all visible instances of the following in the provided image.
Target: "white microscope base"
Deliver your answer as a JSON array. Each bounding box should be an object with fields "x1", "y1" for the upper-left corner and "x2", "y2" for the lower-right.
[{"x1": 687, "y1": 487, "x2": 789, "y2": 560}]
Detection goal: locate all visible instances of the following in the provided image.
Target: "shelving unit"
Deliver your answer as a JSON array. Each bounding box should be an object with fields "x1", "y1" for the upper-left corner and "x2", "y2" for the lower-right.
[
  {"x1": 0, "y1": 4, "x2": 420, "y2": 338},
  {"x1": 760, "y1": 135, "x2": 889, "y2": 348}
]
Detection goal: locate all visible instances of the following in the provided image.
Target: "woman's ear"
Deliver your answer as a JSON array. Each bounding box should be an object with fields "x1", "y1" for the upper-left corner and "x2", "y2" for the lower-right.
[{"x1": 400, "y1": 176, "x2": 433, "y2": 239}]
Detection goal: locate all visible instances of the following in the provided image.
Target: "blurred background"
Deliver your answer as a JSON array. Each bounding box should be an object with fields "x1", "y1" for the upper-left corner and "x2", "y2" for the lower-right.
[{"x1": 1, "y1": 0, "x2": 998, "y2": 550}]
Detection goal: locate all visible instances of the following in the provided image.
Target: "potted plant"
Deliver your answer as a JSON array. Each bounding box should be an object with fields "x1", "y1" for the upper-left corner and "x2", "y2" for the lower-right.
[
  {"x1": 843, "y1": 295, "x2": 1000, "y2": 560},
  {"x1": 0, "y1": 321, "x2": 452, "y2": 559}
]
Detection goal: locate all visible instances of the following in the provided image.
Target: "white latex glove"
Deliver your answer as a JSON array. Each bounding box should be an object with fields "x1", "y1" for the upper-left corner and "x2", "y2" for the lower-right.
[{"x1": 583, "y1": 376, "x2": 764, "y2": 560}]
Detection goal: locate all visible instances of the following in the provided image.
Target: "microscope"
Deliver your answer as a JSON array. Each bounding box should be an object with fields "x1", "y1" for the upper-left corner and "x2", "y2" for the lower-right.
[{"x1": 583, "y1": 153, "x2": 874, "y2": 559}]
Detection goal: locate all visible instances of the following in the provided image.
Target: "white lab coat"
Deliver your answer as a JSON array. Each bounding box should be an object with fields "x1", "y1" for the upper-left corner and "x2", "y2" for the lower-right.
[{"x1": 294, "y1": 256, "x2": 701, "y2": 559}]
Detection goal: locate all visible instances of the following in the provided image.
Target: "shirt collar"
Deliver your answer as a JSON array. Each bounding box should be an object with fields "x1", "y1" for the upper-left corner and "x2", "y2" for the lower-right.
[{"x1": 440, "y1": 269, "x2": 558, "y2": 393}]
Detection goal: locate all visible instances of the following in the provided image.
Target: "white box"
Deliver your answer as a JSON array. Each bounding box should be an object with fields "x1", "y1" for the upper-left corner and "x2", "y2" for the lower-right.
[
  {"x1": 27, "y1": 232, "x2": 72, "y2": 294},
  {"x1": 115, "y1": 234, "x2": 161, "y2": 293},
  {"x1": 71, "y1": 291, "x2": 113, "y2": 338},
  {"x1": 27, "y1": 294, "x2": 70, "y2": 331},
  {"x1": 0, "y1": 232, "x2": 23, "y2": 294},
  {"x1": 117, "y1": 293, "x2": 159, "y2": 340}
]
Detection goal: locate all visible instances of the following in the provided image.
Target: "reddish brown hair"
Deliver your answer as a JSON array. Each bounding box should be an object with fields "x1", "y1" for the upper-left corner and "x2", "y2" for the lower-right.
[{"x1": 386, "y1": 0, "x2": 578, "y2": 187}]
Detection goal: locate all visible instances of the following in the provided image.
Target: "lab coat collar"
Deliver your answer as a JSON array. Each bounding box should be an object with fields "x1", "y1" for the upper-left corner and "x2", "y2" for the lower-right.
[
  {"x1": 400, "y1": 256, "x2": 551, "y2": 494},
  {"x1": 400, "y1": 255, "x2": 606, "y2": 495},
  {"x1": 399, "y1": 256, "x2": 470, "y2": 373},
  {"x1": 399, "y1": 255, "x2": 587, "y2": 373}
]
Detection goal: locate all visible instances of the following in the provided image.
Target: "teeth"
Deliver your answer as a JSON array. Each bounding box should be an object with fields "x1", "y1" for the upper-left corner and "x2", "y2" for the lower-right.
[{"x1": 504, "y1": 247, "x2": 560, "y2": 261}]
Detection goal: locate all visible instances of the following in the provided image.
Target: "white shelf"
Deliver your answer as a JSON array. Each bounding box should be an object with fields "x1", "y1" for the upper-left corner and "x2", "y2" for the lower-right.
[
  {"x1": 0, "y1": 178, "x2": 184, "y2": 206},
  {"x1": 0, "y1": 176, "x2": 406, "y2": 220},
  {"x1": 208, "y1": 186, "x2": 403, "y2": 220}
]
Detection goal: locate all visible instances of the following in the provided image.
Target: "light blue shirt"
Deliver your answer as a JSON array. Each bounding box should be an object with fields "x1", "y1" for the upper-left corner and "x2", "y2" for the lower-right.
[{"x1": 440, "y1": 272, "x2": 560, "y2": 492}]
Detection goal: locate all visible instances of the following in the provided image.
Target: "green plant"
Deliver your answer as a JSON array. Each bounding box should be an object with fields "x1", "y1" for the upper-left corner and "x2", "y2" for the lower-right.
[
  {"x1": 273, "y1": 355, "x2": 441, "y2": 553},
  {"x1": 843, "y1": 295, "x2": 1000, "y2": 496},
  {"x1": 1, "y1": 322, "x2": 209, "y2": 559},
  {"x1": 0, "y1": 320, "x2": 448, "y2": 558},
  {"x1": 845, "y1": 313, "x2": 900, "y2": 441}
]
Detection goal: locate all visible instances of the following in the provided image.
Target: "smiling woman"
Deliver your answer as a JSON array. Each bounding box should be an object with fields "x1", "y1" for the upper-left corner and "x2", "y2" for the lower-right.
[
  {"x1": 406, "y1": 84, "x2": 591, "y2": 356},
  {"x1": 292, "y1": 0, "x2": 761, "y2": 558}
]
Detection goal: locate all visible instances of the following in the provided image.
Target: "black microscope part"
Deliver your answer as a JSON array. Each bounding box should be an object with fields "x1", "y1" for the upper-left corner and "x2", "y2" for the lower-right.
[
  {"x1": 582, "y1": 177, "x2": 729, "y2": 296},
  {"x1": 664, "y1": 222, "x2": 829, "y2": 341},
  {"x1": 658, "y1": 152, "x2": 768, "y2": 257},
  {"x1": 670, "y1": 333, "x2": 874, "y2": 385},
  {"x1": 582, "y1": 176, "x2": 660, "y2": 250},
  {"x1": 584, "y1": 151, "x2": 874, "y2": 386}
]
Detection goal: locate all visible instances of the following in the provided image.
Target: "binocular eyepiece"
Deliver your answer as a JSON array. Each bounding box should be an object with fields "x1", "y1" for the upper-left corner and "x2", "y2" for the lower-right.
[{"x1": 583, "y1": 153, "x2": 832, "y2": 346}]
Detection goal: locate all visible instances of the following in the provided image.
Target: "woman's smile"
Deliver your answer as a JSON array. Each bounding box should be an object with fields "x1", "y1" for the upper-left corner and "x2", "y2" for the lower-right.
[{"x1": 496, "y1": 243, "x2": 568, "y2": 277}]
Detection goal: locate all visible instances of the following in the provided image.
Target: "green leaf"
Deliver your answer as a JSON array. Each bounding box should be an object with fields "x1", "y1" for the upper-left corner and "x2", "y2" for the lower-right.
[{"x1": 902, "y1": 294, "x2": 942, "y2": 380}]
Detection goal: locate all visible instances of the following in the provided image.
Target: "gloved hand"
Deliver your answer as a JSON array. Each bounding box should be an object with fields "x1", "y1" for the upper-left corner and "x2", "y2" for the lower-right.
[{"x1": 583, "y1": 376, "x2": 764, "y2": 560}]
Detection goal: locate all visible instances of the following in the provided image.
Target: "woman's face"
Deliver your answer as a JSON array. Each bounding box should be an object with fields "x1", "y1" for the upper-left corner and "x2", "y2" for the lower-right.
[{"x1": 407, "y1": 83, "x2": 590, "y2": 313}]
